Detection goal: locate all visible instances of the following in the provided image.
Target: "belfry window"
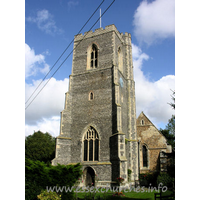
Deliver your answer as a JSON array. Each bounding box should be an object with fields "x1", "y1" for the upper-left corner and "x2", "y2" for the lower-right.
[
  {"x1": 143, "y1": 145, "x2": 148, "y2": 167},
  {"x1": 90, "y1": 44, "x2": 98, "y2": 68},
  {"x1": 83, "y1": 126, "x2": 99, "y2": 161}
]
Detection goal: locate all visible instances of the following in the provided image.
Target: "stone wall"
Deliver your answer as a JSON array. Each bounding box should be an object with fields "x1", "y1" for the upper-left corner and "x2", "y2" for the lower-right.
[
  {"x1": 52, "y1": 24, "x2": 138, "y2": 186},
  {"x1": 136, "y1": 112, "x2": 172, "y2": 173}
]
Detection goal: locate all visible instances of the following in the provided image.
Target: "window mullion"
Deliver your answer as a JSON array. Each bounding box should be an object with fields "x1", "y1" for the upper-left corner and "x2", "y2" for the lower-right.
[
  {"x1": 93, "y1": 139, "x2": 95, "y2": 161},
  {"x1": 87, "y1": 140, "x2": 89, "y2": 161}
]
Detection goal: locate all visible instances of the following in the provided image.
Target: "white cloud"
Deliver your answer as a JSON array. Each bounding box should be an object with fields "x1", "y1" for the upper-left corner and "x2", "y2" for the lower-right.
[
  {"x1": 25, "y1": 77, "x2": 69, "y2": 126},
  {"x1": 133, "y1": 0, "x2": 175, "y2": 45},
  {"x1": 26, "y1": 9, "x2": 63, "y2": 35},
  {"x1": 68, "y1": 0, "x2": 79, "y2": 9},
  {"x1": 25, "y1": 43, "x2": 174, "y2": 136},
  {"x1": 25, "y1": 43, "x2": 50, "y2": 78},
  {"x1": 132, "y1": 44, "x2": 175, "y2": 126},
  {"x1": 25, "y1": 116, "x2": 60, "y2": 137},
  {"x1": 25, "y1": 41, "x2": 69, "y2": 136}
]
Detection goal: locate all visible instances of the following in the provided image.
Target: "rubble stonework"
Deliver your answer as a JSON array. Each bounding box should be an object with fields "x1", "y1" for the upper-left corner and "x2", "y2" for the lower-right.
[{"x1": 52, "y1": 24, "x2": 171, "y2": 187}]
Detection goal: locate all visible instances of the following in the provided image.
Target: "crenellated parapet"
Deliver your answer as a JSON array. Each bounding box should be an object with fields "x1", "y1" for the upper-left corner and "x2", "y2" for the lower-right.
[{"x1": 74, "y1": 24, "x2": 131, "y2": 43}]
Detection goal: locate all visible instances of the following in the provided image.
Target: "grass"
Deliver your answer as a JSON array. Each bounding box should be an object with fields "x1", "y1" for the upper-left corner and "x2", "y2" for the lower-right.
[{"x1": 73, "y1": 187, "x2": 174, "y2": 200}]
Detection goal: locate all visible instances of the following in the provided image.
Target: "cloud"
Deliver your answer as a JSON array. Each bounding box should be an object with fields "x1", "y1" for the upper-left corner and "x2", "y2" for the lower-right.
[
  {"x1": 132, "y1": 44, "x2": 175, "y2": 126},
  {"x1": 25, "y1": 42, "x2": 69, "y2": 137},
  {"x1": 25, "y1": 43, "x2": 174, "y2": 136},
  {"x1": 133, "y1": 0, "x2": 175, "y2": 45},
  {"x1": 26, "y1": 9, "x2": 63, "y2": 35},
  {"x1": 68, "y1": 0, "x2": 79, "y2": 9},
  {"x1": 25, "y1": 43, "x2": 50, "y2": 78},
  {"x1": 25, "y1": 116, "x2": 60, "y2": 137},
  {"x1": 25, "y1": 77, "x2": 69, "y2": 126}
]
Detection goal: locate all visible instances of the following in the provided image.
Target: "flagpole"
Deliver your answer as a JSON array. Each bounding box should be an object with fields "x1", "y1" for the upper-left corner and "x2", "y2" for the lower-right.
[{"x1": 100, "y1": 8, "x2": 101, "y2": 28}]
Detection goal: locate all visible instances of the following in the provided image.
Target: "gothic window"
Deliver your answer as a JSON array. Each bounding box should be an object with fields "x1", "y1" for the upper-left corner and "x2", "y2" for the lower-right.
[
  {"x1": 90, "y1": 44, "x2": 98, "y2": 68},
  {"x1": 141, "y1": 119, "x2": 144, "y2": 125},
  {"x1": 83, "y1": 126, "x2": 99, "y2": 161},
  {"x1": 143, "y1": 145, "x2": 148, "y2": 167},
  {"x1": 89, "y1": 92, "x2": 94, "y2": 100}
]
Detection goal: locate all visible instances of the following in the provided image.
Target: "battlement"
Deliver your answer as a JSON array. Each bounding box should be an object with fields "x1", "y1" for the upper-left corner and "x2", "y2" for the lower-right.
[{"x1": 74, "y1": 24, "x2": 131, "y2": 42}]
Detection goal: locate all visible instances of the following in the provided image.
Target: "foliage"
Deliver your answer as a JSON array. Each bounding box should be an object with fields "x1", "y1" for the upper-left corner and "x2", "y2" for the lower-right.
[
  {"x1": 168, "y1": 90, "x2": 175, "y2": 110},
  {"x1": 113, "y1": 191, "x2": 125, "y2": 197},
  {"x1": 127, "y1": 169, "x2": 132, "y2": 181},
  {"x1": 167, "y1": 152, "x2": 175, "y2": 178},
  {"x1": 127, "y1": 169, "x2": 132, "y2": 175},
  {"x1": 166, "y1": 115, "x2": 175, "y2": 135},
  {"x1": 37, "y1": 190, "x2": 61, "y2": 200},
  {"x1": 157, "y1": 173, "x2": 173, "y2": 188},
  {"x1": 116, "y1": 177, "x2": 124, "y2": 185},
  {"x1": 160, "y1": 90, "x2": 175, "y2": 148},
  {"x1": 160, "y1": 127, "x2": 175, "y2": 149},
  {"x1": 25, "y1": 158, "x2": 82, "y2": 200},
  {"x1": 139, "y1": 172, "x2": 159, "y2": 187},
  {"x1": 167, "y1": 90, "x2": 175, "y2": 135},
  {"x1": 25, "y1": 131, "x2": 56, "y2": 164}
]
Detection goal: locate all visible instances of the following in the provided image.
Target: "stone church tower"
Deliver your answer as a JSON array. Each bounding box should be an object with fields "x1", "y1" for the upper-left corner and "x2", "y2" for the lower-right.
[{"x1": 52, "y1": 24, "x2": 139, "y2": 187}]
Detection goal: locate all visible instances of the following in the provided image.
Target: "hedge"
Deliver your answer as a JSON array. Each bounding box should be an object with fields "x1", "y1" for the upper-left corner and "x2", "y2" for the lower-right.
[{"x1": 25, "y1": 159, "x2": 82, "y2": 200}]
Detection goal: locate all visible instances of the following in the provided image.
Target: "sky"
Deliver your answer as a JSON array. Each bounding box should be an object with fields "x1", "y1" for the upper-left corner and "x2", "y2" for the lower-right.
[{"x1": 25, "y1": 0, "x2": 175, "y2": 137}]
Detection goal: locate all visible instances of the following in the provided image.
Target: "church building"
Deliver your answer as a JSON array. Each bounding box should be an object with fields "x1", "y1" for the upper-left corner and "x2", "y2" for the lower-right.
[
  {"x1": 136, "y1": 112, "x2": 172, "y2": 174},
  {"x1": 52, "y1": 24, "x2": 171, "y2": 187}
]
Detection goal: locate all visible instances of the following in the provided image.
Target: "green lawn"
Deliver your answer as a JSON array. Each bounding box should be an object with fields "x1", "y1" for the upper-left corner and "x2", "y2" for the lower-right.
[{"x1": 73, "y1": 188, "x2": 174, "y2": 200}]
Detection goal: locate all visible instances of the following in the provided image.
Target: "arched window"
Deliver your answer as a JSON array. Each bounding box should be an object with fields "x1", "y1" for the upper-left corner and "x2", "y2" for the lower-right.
[
  {"x1": 90, "y1": 44, "x2": 98, "y2": 68},
  {"x1": 141, "y1": 119, "x2": 144, "y2": 125},
  {"x1": 87, "y1": 43, "x2": 99, "y2": 70},
  {"x1": 83, "y1": 126, "x2": 99, "y2": 161},
  {"x1": 89, "y1": 92, "x2": 94, "y2": 100},
  {"x1": 143, "y1": 145, "x2": 148, "y2": 167}
]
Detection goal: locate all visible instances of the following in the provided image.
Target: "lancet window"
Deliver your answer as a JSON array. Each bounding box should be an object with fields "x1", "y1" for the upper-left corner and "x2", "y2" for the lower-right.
[
  {"x1": 90, "y1": 44, "x2": 98, "y2": 68},
  {"x1": 143, "y1": 145, "x2": 148, "y2": 167}
]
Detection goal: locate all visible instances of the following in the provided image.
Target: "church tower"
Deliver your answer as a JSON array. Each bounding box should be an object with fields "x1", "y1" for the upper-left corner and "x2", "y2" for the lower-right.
[{"x1": 52, "y1": 24, "x2": 139, "y2": 187}]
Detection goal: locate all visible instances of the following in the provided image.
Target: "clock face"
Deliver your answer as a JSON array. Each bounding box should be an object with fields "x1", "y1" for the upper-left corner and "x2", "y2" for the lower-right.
[{"x1": 119, "y1": 77, "x2": 124, "y2": 88}]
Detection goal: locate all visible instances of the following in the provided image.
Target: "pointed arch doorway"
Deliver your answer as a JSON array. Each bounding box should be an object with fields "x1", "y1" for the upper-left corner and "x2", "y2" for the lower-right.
[{"x1": 83, "y1": 167, "x2": 95, "y2": 186}]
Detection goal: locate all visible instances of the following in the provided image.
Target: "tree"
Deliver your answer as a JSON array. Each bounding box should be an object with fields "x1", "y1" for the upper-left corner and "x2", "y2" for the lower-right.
[
  {"x1": 160, "y1": 90, "x2": 175, "y2": 147},
  {"x1": 168, "y1": 89, "x2": 175, "y2": 110},
  {"x1": 160, "y1": 127, "x2": 175, "y2": 149},
  {"x1": 159, "y1": 90, "x2": 175, "y2": 190},
  {"x1": 25, "y1": 131, "x2": 56, "y2": 164}
]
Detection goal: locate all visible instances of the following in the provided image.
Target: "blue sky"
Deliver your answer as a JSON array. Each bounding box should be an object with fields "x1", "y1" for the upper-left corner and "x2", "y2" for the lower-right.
[{"x1": 25, "y1": 0, "x2": 175, "y2": 136}]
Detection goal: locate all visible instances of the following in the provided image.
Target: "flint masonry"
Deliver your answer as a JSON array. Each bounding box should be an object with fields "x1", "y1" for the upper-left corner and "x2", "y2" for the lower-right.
[{"x1": 52, "y1": 24, "x2": 171, "y2": 187}]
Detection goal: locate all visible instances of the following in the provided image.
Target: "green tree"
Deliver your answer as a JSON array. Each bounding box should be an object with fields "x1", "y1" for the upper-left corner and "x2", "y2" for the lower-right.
[
  {"x1": 25, "y1": 131, "x2": 56, "y2": 164},
  {"x1": 166, "y1": 114, "x2": 175, "y2": 135},
  {"x1": 160, "y1": 90, "x2": 175, "y2": 148},
  {"x1": 158, "y1": 90, "x2": 175, "y2": 191},
  {"x1": 160, "y1": 127, "x2": 175, "y2": 149},
  {"x1": 168, "y1": 89, "x2": 175, "y2": 110},
  {"x1": 167, "y1": 90, "x2": 175, "y2": 135}
]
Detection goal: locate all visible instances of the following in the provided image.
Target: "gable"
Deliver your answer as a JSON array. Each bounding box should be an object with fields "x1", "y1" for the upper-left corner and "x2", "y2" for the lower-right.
[
  {"x1": 136, "y1": 112, "x2": 167, "y2": 148},
  {"x1": 136, "y1": 112, "x2": 153, "y2": 127}
]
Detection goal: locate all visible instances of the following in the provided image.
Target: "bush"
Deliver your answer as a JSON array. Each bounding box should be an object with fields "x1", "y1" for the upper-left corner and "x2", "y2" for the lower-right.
[
  {"x1": 157, "y1": 173, "x2": 173, "y2": 188},
  {"x1": 139, "y1": 172, "x2": 159, "y2": 186},
  {"x1": 25, "y1": 159, "x2": 82, "y2": 200},
  {"x1": 37, "y1": 190, "x2": 61, "y2": 200},
  {"x1": 128, "y1": 169, "x2": 132, "y2": 182}
]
